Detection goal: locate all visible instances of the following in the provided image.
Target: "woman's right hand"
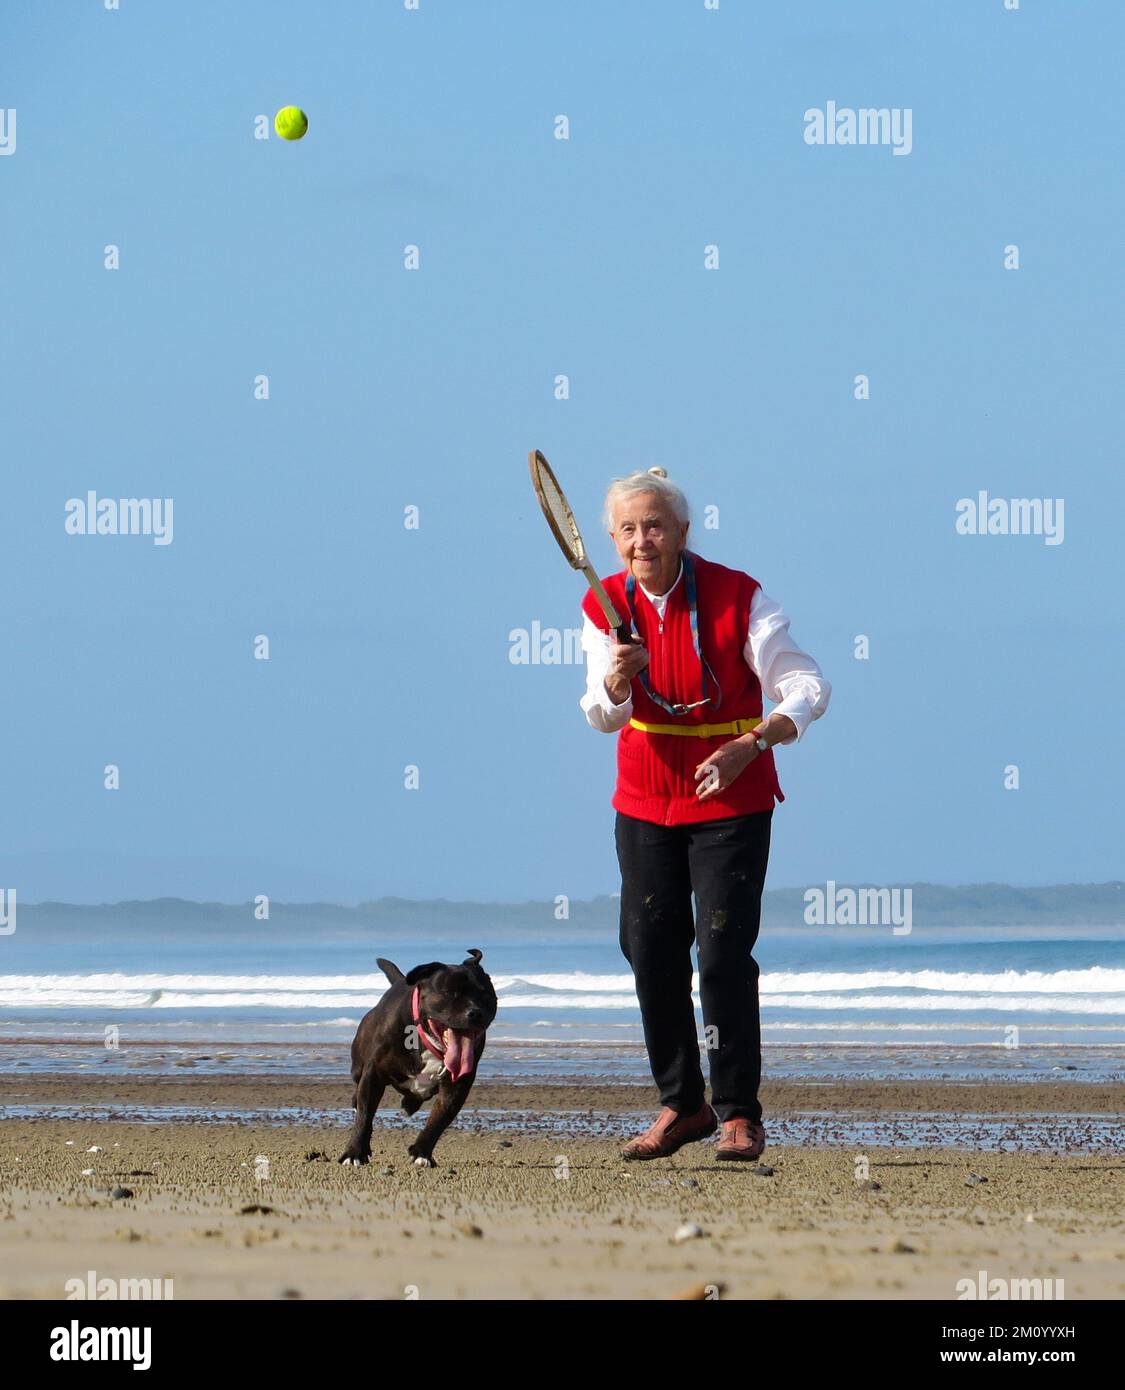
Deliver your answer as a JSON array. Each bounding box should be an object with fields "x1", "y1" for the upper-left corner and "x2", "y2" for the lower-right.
[{"x1": 604, "y1": 636, "x2": 648, "y2": 704}]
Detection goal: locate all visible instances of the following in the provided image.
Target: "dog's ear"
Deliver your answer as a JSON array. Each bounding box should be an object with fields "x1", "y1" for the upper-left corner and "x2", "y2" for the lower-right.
[
  {"x1": 405, "y1": 961, "x2": 446, "y2": 985},
  {"x1": 376, "y1": 957, "x2": 405, "y2": 985},
  {"x1": 463, "y1": 948, "x2": 483, "y2": 967}
]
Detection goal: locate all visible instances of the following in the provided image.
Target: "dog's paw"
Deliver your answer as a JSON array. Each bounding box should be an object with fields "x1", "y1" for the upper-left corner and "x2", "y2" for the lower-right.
[
  {"x1": 338, "y1": 1152, "x2": 370, "y2": 1167},
  {"x1": 410, "y1": 1153, "x2": 436, "y2": 1168}
]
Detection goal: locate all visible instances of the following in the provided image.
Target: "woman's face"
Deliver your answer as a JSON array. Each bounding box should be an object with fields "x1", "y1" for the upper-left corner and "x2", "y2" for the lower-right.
[{"x1": 609, "y1": 491, "x2": 689, "y2": 595}]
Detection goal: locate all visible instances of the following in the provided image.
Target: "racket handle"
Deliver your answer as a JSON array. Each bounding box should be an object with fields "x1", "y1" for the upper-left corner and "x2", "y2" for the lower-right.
[{"x1": 615, "y1": 622, "x2": 635, "y2": 644}]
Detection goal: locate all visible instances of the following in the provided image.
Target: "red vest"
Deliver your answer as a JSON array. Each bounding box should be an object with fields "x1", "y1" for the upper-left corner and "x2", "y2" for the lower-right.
[{"x1": 582, "y1": 551, "x2": 784, "y2": 826}]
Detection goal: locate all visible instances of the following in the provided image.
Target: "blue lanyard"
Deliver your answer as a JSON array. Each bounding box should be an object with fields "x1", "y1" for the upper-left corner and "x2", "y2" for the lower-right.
[{"x1": 625, "y1": 550, "x2": 722, "y2": 716}]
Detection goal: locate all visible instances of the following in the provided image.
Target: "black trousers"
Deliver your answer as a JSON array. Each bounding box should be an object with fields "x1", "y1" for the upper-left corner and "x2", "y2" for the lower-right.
[{"x1": 614, "y1": 808, "x2": 773, "y2": 1124}]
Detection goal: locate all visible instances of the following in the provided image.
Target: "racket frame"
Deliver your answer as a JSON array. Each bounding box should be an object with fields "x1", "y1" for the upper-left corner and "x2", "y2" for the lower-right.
[{"x1": 528, "y1": 449, "x2": 632, "y2": 642}]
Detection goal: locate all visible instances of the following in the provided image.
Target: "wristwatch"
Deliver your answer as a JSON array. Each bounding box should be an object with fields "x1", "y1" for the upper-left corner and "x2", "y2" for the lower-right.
[{"x1": 755, "y1": 736, "x2": 769, "y2": 752}]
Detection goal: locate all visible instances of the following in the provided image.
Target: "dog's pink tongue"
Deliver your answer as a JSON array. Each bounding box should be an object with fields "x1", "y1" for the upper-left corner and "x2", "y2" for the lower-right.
[{"x1": 443, "y1": 1029, "x2": 476, "y2": 1081}]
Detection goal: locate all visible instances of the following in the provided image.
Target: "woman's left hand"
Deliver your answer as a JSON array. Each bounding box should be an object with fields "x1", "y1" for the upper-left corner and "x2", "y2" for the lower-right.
[{"x1": 693, "y1": 739, "x2": 759, "y2": 801}]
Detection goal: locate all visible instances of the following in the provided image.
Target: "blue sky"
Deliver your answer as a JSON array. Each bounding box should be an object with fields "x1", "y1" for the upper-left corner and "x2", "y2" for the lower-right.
[{"x1": 1, "y1": 0, "x2": 1121, "y2": 903}]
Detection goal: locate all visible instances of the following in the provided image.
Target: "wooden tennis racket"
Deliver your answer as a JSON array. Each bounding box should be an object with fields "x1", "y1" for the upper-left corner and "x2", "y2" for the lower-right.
[{"x1": 528, "y1": 449, "x2": 633, "y2": 643}]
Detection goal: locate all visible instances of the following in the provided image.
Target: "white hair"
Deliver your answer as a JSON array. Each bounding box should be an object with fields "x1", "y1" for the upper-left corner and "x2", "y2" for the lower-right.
[{"x1": 603, "y1": 467, "x2": 690, "y2": 532}]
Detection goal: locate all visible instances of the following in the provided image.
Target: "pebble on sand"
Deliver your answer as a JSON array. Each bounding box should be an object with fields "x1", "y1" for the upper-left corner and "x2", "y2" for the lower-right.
[{"x1": 673, "y1": 1222, "x2": 705, "y2": 1244}]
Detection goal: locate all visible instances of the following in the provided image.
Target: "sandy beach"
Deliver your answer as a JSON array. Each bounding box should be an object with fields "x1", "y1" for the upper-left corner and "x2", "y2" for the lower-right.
[{"x1": 1, "y1": 1076, "x2": 1120, "y2": 1301}]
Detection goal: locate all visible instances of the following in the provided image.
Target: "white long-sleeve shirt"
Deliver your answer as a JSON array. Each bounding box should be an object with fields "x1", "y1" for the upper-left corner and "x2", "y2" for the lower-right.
[{"x1": 579, "y1": 560, "x2": 831, "y2": 744}]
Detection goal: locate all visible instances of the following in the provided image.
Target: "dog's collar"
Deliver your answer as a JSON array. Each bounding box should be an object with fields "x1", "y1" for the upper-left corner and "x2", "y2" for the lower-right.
[
  {"x1": 411, "y1": 985, "x2": 486, "y2": 1073},
  {"x1": 411, "y1": 986, "x2": 447, "y2": 1062}
]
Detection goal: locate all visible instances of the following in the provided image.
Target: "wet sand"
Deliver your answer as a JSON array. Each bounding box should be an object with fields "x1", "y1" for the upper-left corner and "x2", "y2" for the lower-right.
[
  {"x1": 3, "y1": 1074, "x2": 1123, "y2": 1114},
  {"x1": 1, "y1": 1076, "x2": 1121, "y2": 1299}
]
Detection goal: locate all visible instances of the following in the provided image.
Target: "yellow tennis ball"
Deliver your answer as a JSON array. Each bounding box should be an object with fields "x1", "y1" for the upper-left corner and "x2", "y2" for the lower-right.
[{"x1": 274, "y1": 106, "x2": 308, "y2": 141}]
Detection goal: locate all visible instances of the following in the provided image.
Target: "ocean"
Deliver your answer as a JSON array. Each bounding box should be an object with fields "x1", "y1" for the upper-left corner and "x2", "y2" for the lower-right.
[{"x1": 2, "y1": 913, "x2": 1123, "y2": 1086}]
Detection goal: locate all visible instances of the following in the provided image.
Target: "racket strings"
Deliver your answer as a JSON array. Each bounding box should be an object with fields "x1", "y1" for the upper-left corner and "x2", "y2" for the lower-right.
[{"x1": 531, "y1": 458, "x2": 584, "y2": 562}]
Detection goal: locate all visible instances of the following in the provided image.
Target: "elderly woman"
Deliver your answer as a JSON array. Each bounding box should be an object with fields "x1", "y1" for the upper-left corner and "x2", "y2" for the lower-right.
[{"x1": 579, "y1": 468, "x2": 830, "y2": 1161}]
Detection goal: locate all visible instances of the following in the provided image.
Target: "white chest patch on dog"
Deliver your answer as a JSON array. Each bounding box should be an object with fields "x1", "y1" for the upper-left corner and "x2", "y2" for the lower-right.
[{"x1": 403, "y1": 1050, "x2": 446, "y2": 1098}]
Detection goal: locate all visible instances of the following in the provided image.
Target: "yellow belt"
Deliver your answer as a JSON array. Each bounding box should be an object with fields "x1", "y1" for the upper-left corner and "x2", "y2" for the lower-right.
[{"x1": 628, "y1": 717, "x2": 763, "y2": 738}]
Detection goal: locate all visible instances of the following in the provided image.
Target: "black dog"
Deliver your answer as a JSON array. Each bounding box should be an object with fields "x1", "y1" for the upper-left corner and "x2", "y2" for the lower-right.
[{"x1": 338, "y1": 949, "x2": 497, "y2": 1168}]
